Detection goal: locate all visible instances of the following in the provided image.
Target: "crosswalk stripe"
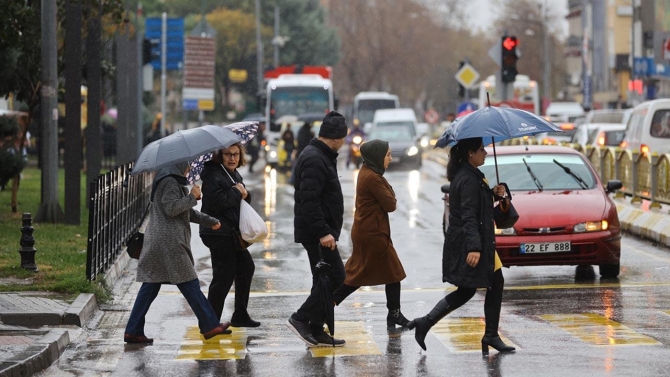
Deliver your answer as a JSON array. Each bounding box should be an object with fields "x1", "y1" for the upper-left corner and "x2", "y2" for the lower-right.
[
  {"x1": 539, "y1": 313, "x2": 661, "y2": 346},
  {"x1": 431, "y1": 318, "x2": 516, "y2": 353},
  {"x1": 176, "y1": 327, "x2": 248, "y2": 360},
  {"x1": 309, "y1": 321, "x2": 382, "y2": 358}
]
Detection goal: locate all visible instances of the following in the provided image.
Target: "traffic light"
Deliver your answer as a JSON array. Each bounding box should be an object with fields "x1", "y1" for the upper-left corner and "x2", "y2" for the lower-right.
[
  {"x1": 501, "y1": 36, "x2": 519, "y2": 84},
  {"x1": 142, "y1": 38, "x2": 160, "y2": 65},
  {"x1": 458, "y1": 61, "x2": 465, "y2": 98}
]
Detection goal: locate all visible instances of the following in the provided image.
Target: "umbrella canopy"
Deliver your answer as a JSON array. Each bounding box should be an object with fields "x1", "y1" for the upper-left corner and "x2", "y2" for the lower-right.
[
  {"x1": 435, "y1": 106, "x2": 561, "y2": 148},
  {"x1": 131, "y1": 125, "x2": 242, "y2": 175},
  {"x1": 186, "y1": 121, "x2": 260, "y2": 183},
  {"x1": 435, "y1": 106, "x2": 563, "y2": 184}
]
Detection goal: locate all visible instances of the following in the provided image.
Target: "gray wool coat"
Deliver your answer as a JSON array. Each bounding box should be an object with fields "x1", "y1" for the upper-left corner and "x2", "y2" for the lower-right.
[{"x1": 136, "y1": 176, "x2": 219, "y2": 284}]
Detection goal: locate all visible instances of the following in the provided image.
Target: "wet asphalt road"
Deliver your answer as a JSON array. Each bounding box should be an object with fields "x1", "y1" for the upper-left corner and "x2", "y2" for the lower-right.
[{"x1": 39, "y1": 155, "x2": 670, "y2": 377}]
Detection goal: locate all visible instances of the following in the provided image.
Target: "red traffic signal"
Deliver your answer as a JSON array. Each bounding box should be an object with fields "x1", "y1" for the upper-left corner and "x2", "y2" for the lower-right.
[{"x1": 502, "y1": 36, "x2": 518, "y2": 51}]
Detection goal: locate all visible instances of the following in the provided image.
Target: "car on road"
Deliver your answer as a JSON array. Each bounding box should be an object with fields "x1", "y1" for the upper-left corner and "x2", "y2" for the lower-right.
[
  {"x1": 368, "y1": 124, "x2": 422, "y2": 169},
  {"x1": 441, "y1": 145, "x2": 622, "y2": 278},
  {"x1": 571, "y1": 122, "x2": 626, "y2": 149}
]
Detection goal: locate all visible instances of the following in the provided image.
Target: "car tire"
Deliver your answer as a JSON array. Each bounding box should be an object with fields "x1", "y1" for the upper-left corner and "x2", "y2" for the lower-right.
[{"x1": 599, "y1": 263, "x2": 620, "y2": 278}]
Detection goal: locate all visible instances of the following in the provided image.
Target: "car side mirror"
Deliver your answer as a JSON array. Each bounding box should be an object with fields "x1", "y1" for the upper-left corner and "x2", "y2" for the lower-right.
[
  {"x1": 441, "y1": 183, "x2": 450, "y2": 194},
  {"x1": 606, "y1": 180, "x2": 622, "y2": 193}
]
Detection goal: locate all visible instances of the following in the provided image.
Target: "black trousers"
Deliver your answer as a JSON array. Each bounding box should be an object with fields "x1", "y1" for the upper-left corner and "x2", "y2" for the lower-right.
[
  {"x1": 293, "y1": 242, "x2": 346, "y2": 334},
  {"x1": 444, "y1": 269, "x2": 505, "y2": 322},
  {"x1": 201, "y1": 235, "x2": 255, "y2": 320},
  {"x1": 333, "y1": 282, "x2": 401, "y2": 310}
]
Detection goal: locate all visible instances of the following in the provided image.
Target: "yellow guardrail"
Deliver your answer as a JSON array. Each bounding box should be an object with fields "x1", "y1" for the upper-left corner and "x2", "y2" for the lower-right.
[{"x1": 498, "y1": 138, "x2": 670, "y2": 208}]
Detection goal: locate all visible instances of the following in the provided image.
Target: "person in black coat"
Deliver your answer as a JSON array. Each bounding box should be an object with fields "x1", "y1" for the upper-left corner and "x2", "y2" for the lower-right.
[
  {"x1": 408, "y1": 137, "x2": 515, "y2": 355},
  {"x1": 296, "y1": 121, "x2": 314, "y2": 159},
  {"x1": 287, "y1": 111, "x2": 348, "y2": 348},
  {"x1": 199, "y1": 142, "x2": 260, "y2": 328}
]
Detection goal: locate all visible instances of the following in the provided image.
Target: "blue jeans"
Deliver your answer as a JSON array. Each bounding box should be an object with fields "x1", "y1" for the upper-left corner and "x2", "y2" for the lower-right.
[{"x1": 125, "y1": 279, "x2": 220, "y2": 335}]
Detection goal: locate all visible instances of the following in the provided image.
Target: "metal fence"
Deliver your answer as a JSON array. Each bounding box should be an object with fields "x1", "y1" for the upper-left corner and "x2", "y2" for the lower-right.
[
  {"x1": 86, "y1": 163, "x2": 152, "y2": 281},
  {"x1": 500, "y1": 138, "x2": 670, "y2": 208}
]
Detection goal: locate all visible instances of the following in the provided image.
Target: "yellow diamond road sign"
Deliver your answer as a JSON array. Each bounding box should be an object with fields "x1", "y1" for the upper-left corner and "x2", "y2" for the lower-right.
[{"x1": 455, "y1": 63, "x2": 480, "y2": 89}]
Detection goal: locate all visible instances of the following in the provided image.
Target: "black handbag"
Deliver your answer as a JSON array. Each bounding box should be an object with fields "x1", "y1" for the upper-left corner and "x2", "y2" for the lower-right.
[
  {"x1": 127, "y1": 204, "x2": 150, "y2": 259},
  {"x1": 231, "y1": 228, "x2": 251, "y2": 251},
  {"x1": 126, "y1": 232, "x2": 144, "y2": 259},
  {"x1": 493, "y1": 183, "x2": 519, "y2": 229}
]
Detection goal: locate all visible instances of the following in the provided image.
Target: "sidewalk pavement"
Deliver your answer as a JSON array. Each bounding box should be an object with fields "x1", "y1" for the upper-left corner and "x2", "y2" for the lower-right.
[{"x1": 1, "y1": 151, "x2": 669, "y2": 376}]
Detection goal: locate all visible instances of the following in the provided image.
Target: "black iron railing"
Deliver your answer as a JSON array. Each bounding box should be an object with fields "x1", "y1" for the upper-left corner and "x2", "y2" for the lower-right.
[{"x1": 86, "y1": 163, "x2": 152, "y2": 281}]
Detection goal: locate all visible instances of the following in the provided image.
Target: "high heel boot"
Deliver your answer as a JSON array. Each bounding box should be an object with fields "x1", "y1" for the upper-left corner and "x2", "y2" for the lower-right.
[
  {"x1": 481, "y1": 272, "x2": 515, "y2": 355},
  {"x1": 406, "y1": 298, "x2": 451, "y2": 351},
  {"x1": 387, "y1": 309, "x2": 410, "y2": 328}
]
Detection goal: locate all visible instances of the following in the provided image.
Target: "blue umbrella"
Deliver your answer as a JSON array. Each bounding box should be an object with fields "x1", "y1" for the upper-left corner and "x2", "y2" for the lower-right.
[{"x1": 435, "y1": 105, "x2": 562, "y2": 183}]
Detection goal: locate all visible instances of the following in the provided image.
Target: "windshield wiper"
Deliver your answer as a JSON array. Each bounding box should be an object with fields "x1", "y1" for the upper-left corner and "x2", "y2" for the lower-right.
[
  {"x1": 553, "y1": 159, "x2": 588, "y2": 189},
  {"x1": 523, "y1": 158, "x2": 543, "y2": 191}
]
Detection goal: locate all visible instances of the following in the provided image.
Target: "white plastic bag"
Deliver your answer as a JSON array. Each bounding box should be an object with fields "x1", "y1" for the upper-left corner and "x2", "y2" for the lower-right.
[{"x1": 239, "y1": 200, "x2": 268, "y2": 243}]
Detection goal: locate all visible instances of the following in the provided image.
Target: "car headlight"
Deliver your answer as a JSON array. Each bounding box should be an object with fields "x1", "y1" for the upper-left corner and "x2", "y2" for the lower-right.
[
  {"x1": 407, "y1": 146, "x2": 419, "y2": 156},
  {"x1": 420, "y1": 137, "x2": 429, "y2": 148},
  {"x1": 269, "y1": 151, "x2": 277, "y2": 159},
  {"x1": 573, "y1": 220, "x2": 608, "y2": 233},
  {"x1": 265, "y1": 145, "x2": 271, "y2": 152},
  {"x1": 495, "y1": 227, "x2": 516, "y2": 235}
]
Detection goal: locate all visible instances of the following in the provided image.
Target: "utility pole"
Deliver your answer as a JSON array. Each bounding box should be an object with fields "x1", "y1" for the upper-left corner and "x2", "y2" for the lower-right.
[
  {"x1": 255, "y1": 0, "x2": 264, "y2": 94},
  {"x1": 160, "y1": 12, "x2": 167, "y2": 137},
  {"x1": 273, "y1": 6, "x2": 280, "y2": 67},
  {"x1": 542, "y1": 0, "x2": 551, "y2": 104},
  {"x1": 36, "y1": 0, "x2": 63, "y2": 223}
]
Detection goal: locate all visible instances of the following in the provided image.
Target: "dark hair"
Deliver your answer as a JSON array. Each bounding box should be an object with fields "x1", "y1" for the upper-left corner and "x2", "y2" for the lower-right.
[
  {"x1": 446, "y1": 137, "x2": 483, "y2": 181},
  {"x1": 211, "y1": 143, "x2": 247, "y2": 168}
]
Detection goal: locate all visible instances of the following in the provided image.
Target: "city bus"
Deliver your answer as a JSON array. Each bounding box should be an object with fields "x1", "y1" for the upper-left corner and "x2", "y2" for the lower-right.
[{"x1": 264, "y1": 66, "x2": 334, "y2": 167}]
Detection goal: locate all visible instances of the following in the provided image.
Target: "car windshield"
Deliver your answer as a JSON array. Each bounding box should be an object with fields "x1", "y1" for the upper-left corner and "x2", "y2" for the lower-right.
[
  {"x1": 590, "y1": 111, "x2": 624, "y2": 123},
  {"x1": 375, "y1": 121, "x2": 416, "y2": 136},
  {"x1": 369, "y1": 125, "x2": 413, "y2": 141},
  {"x1": 480, "y1": 153, "x2": 596, "y2": 191},
  {"x1": 355, "y1": 99, "x2": 396, "y2": 125}
]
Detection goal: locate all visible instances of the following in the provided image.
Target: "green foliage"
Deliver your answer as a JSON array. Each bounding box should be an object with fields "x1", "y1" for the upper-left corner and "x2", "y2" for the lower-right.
[{"x1": 0, "y1": 167, "x2": 110, "y2": 302}]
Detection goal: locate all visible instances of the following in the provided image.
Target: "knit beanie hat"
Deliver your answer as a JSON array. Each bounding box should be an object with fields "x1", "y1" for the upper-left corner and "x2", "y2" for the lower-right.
[{"x1": 318, "y1": 111, "x2": 349, "y2": 139}]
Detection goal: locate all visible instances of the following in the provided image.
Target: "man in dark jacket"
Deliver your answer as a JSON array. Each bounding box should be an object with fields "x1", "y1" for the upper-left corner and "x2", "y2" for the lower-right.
[{"x1": 287, "y1": 111, "x2": 348, "y2": 347}]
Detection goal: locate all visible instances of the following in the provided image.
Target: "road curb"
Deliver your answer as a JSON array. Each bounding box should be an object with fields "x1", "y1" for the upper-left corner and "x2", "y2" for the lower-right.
[
  {"x1": 0, "y1": 329, "x2": 69, "y2": 377},
  {"x1": 615, "y1": 200, "x2": 670, "y2": 249}
]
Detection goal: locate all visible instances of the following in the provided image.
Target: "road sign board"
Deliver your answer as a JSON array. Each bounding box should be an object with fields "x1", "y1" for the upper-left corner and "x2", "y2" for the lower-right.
[
  {"x1": 455, "y1": 63, "x2": 480, "y2": 89},
  {"x1": 424, "y1": 109, "x2": 439, "y2": 124},
  {"x1": 488, "y1": 42, "x2": 501, "y2": 67},
  {"x1": 145, "y1": 17, "x2": 184, "y2": 70},
  {"x1": 182, "y1": 36, "x2": 216, "y2": 111}
]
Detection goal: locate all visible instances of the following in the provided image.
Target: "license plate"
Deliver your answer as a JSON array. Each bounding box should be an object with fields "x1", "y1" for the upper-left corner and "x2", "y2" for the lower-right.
[{"x1": 520, "y1": 242, "x2": 571, "y2": 254}]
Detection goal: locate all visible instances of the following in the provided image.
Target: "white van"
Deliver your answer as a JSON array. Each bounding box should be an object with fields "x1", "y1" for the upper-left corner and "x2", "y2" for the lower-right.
[
  {"x1": 622, "y1": 99, "x2": 670, "y2": 155},
  {"x1": 370, "y1": 108, "x2": 418, "y2": 137}
]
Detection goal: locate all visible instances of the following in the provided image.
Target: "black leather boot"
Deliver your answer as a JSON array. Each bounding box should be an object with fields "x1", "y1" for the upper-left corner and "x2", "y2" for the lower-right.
[
  {"x1": 231, "y1": 311, "x2": 261, "y2": 328},
  {"x1": 387, "y1": 309, "x2": 410, "y2": 328},
  {"x1": 407, "y1": 298, "x2": 451, "y2": 351},
  {"x1": 481, "y1": 271, "x2": 515, "y2": 355}
]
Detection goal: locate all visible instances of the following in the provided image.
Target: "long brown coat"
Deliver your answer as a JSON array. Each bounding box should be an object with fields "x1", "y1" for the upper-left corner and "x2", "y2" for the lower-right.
[{"x1": 344, "y1": 165, "x2": 406, "y2": 286}]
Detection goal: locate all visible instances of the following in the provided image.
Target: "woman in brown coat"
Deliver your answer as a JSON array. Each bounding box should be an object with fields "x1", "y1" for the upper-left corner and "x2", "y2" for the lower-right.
[{"x1": 332, "y1": 139, "x2": 409, "y2": 328}]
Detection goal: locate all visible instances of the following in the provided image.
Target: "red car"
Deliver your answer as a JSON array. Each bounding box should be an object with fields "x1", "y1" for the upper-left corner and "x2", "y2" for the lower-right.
[{"x1": 442, "y1": 145, "x2": 623, "y2": 278}]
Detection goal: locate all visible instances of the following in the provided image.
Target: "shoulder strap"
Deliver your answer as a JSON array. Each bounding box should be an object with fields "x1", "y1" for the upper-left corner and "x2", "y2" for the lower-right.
[{"x1": 221, "y1": 164, "x2": 237, "y2": 184}]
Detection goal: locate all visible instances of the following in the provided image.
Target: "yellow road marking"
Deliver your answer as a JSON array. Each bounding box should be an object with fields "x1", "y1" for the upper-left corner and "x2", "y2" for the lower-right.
[
  {"x1": 539, "y1": 313, "x2": 661, "y2": 346},
  {"x1": 432, "y1": 318, "x2": 516, "y2": 353},
  {"x1": 176, "y1": 327, "x2": 247, "y2": 360},
  {"x1": 310, "y1": 321, "x2": 382, "y2": 358}
]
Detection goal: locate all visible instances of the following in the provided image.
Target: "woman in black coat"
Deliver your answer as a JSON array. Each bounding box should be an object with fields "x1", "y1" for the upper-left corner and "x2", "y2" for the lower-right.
[
  {"x1": 199, "y1": 143, "x2": 260, "y2": 328},
  {"x1": 408, "y1": 137, "x2": 515, "y2": 355}
]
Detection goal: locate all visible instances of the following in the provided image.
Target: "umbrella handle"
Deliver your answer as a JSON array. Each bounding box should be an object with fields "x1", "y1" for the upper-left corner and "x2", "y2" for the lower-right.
[{"x1": 492, "y1": 136, "x2": 499, "y2": 184}]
